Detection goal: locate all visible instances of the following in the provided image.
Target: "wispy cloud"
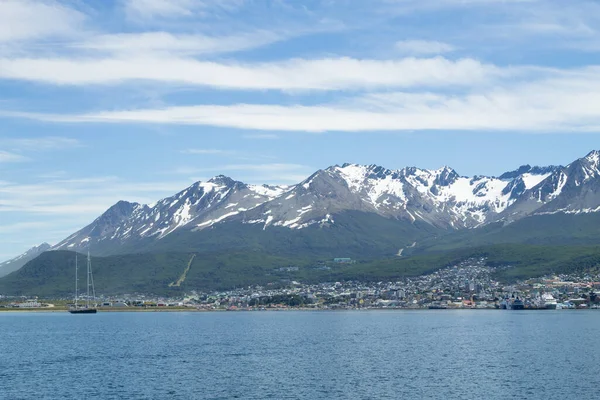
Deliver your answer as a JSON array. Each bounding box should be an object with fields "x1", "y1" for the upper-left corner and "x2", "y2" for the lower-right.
[
  {"x1": 0, "y1": 151, "x2": 28, "y2": 163},
  {"x1": 14, "y1": 66, "x2": 600, "y2": 133},
  {"x1": 0, "y1": 0, "x2": 85, "y2": 43},
  {"x1": 0, "y1": 56, "x2": 506, "y2": 90},
  {"x1": 74, "y1": 31, "x2": 283, "y2": 56}
]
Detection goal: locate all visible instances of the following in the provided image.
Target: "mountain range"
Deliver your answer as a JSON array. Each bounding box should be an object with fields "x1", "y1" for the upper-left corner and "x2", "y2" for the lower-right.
[
  {"x1": 2, "y1": 150, "x2": 600, "y2": 294},
  {"x1": 50, "y1": 150, "x2": 599, "y2": 255}
]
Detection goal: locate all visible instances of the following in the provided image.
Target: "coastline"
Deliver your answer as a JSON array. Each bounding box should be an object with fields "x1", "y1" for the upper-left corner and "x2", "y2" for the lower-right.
[{"x1": 1, "y1": 306, "x2": 596, "y2": 313}]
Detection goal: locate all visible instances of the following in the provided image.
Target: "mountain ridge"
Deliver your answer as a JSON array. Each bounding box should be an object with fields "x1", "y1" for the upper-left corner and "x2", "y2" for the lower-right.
[
  {"x1": 0, "y1": 243, "x2": 51, "y2": 278},
  {"x1": 47, "y1": 149, "x2": 600, "y2": 257}
]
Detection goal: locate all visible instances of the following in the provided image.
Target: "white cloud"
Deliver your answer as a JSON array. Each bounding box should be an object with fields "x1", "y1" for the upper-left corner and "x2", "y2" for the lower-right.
[
  {"x1": 75, "y1": 31, "x2": 282, "y2": 56},
  {"x1": 0, "y1": 56, "x2": 505, "y2": 90},
  {"x1": 0, "y1": 0, "x2": 85, "y2": 42},
  {"x1": 0, "y1": 151, "x2": 28, "y2": 163},
  {"x1": 13, "y1": 66, "x2": 600, "y2": 133},
  {"x1": 395, "y1": 40, "x2": 455, "y2": 55}
]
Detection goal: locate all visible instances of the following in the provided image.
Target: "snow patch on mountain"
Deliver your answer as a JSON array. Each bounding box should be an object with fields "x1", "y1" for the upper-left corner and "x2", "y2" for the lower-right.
[
  {"x1": 536, "y1": 205, "x2": 600, "y2": 216},
  {"x1": 335, "y1": 164, "x2": 407, "y2": 207},
  {"x1": 521, "y1": 173, "x2": 551, "y2": 189},
  {"x1": 248, "y1": 184, "x2": 290, "y2": 198}
]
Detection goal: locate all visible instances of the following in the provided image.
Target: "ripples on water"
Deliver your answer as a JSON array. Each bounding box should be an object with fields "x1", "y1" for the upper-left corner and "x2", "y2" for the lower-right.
[{"x1": 1, "y1": 310, "x2": 598, "y2": 399}]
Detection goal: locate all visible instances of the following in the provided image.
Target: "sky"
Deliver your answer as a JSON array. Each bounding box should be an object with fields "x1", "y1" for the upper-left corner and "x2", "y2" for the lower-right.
[{"x1": 2, "y1": 0, "x2": 600, "y2": 261}]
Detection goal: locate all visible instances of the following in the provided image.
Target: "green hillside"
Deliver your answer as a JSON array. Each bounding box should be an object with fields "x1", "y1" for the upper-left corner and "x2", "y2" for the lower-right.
[
  {"x1": 410, "y1": 213, "x2": 600, "y2": 254},
  {"x1": 3, "y1": 211, "x2": 600, "y2": 296},
  {"x1": 122, "y1": 210, "x2": 445, "y2": 259},
  {"x1": 356, "y1": 244, "x2": 600, "y2": 283},
  {"x1": 0, "y1": 250, "x2": 323, "y2": 296},
  {"x1": 0, "y1": 251, "x2": 192, "y2": 297},
  {"x1": 3, "y1": 243, "x2": 600, "y2": 296}
]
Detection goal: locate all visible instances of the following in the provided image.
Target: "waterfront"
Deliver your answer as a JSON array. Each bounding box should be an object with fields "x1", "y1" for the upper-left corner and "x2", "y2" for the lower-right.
[
  {"x1": 5, "y1": 259, "x2": 600, "y2": 311},
  {"x1": 1, "y1": 311, "x2": 599, "y2": 399}
]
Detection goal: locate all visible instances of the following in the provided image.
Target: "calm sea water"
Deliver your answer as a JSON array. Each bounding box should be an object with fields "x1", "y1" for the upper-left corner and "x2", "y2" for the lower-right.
[{"x1": 1, "y1": 310, "x2": 598, "y2": 399}]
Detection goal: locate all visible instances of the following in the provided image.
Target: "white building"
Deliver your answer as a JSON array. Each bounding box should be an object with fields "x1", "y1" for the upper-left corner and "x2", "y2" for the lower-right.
[{"x1": 18, "y1": 300, "x2": 41, "y2": 308}]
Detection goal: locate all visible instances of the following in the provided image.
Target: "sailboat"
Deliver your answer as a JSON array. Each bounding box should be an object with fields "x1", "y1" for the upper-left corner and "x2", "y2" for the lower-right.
[{"x1": 69, "y1": 251, "x2": 97, "y2": 314}]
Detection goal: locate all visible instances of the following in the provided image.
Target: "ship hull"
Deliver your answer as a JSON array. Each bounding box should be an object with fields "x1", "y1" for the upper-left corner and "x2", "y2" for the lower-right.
[{"x1": 69, "y1": 308, "x2": 97, "y2": 314}]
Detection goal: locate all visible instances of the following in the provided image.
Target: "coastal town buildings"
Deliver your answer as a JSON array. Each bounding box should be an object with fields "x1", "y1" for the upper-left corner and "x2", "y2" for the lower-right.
[{"x1": 3, "y1": 259, "x2": 598, "y2": 311}]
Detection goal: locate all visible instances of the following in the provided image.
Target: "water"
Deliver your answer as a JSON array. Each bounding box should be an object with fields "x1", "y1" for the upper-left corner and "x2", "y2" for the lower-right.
[{"x1": 1, "y1": 310, "x2": 598, "y2": 399}]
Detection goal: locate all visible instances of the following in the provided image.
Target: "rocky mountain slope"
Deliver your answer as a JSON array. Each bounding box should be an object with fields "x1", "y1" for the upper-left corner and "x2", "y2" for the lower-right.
[
  {"x1": 53, "y1": 176, "x2": 288, "y2": 254},
  {"x1": 501, "y1": 150, "x2": 600, "y2": 220}
]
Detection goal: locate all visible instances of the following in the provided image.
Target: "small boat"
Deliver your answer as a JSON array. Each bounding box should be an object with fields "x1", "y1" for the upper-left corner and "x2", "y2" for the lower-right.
[{"x1": 69, "y1": 252, "x2": 97, "y2": 314}]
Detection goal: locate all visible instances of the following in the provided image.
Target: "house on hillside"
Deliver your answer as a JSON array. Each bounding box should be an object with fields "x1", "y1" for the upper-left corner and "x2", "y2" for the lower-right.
[{"x1": 333, "y1": 258, "x2": 356, "y2": 264}]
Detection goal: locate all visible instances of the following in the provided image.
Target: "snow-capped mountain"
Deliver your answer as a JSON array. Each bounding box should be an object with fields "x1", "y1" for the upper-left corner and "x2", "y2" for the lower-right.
[
  {"x1": 51, "y1": 150, "x2": 600, "y2": 256},
  {"x1": 0, "y1": 243, "x2": 51, "y2": 278},
  {"x1": 502, "y1": 150, "x2": 600, "y2": 220},
  {"x1": 53, "y1": 176, "x2": 289, "y2": 253},
  {"x1": 238, "y1": 162, "x2": 558, "y2": 231}
]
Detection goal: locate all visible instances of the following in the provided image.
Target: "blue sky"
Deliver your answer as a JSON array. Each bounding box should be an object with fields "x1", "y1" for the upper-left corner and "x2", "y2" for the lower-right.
[{"x1": 2, "y1": 0, "x2": 600, "y2": 261}]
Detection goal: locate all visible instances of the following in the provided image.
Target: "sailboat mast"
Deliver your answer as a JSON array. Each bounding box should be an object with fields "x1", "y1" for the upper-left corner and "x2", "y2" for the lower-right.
[
  {"x1": 87, "y1": 250, "x2": 91, "y2": 308},
  {"x1": 69, "y1": 248, "x2": 97, "y2": 314},
  {"x1": 75, "y1": 254, "x2": 78, "y2": 309},
  {"x1": 89, "y1": 254, "x2": 96, "y2": 304}
]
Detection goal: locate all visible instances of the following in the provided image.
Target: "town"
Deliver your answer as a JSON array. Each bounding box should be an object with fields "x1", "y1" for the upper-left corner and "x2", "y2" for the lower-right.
[{"x1": 2, "y1": 258, "x2": 600, "y2": 311}]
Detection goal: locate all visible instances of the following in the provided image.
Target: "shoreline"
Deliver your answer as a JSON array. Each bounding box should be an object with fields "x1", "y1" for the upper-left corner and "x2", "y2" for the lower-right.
[{"x1": 0, "y1": 306, "x2": 596, "y2": 313}]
